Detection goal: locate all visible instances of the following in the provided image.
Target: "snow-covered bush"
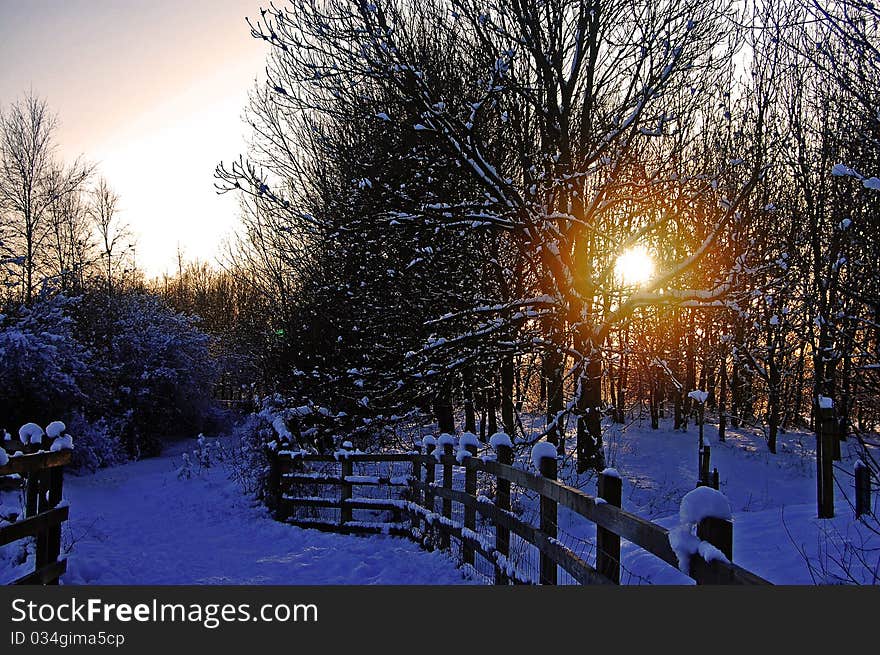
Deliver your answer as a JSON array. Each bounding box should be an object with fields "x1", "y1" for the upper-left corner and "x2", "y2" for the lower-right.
[
  {"x1": 0, "y1": 295, "x2": 89, "y2": 433},
  {"x1": 65, "y1": 415, "x2": 126, "y2": 472},
  {"x1": 223, "y1": 412, "x2": 273, "y2": 497},
  {"x1": 78, "y1": 291, "x2": 217, "y2": 458}
]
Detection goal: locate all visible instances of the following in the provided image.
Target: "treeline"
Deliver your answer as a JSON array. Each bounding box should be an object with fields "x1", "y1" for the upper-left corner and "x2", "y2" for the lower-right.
[
  {"x1": 210, "y1": 0, "x2": 878, "y2": 475},
  {"x1": 0, "y1": 94, "x2": 217, "y2": 467}
]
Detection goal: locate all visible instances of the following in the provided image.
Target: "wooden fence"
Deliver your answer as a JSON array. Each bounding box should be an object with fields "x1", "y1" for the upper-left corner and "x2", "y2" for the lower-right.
[
  {"x1": 1, "y1": 441, "x2": 71, "y2": 585},
  {"x1": 268, "y1": 441, "x2": 770, "y2": 585}
]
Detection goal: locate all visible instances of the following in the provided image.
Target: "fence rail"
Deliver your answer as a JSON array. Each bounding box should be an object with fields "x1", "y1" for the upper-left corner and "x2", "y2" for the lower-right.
[
  {"x1": 268, "y1": 442, "x2": 770, "y2": 586},
  {"x1": 1, "y1": 445, "x2": 71, "y2": 585}
]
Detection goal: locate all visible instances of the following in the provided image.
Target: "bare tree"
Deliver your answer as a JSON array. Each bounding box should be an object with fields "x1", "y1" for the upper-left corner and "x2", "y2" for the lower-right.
[
  {"x1": 0, "y1": 92, "x2": 93, "y2": 303},
  {"x1": 88, "y1": 176, "x2": 129, "y2": 297}
]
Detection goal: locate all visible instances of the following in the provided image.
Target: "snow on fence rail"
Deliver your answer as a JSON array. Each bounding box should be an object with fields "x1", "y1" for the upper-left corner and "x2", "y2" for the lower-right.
[
  {"x1": 1, "y1": 438, "x2": 71, "y2": 585},
  {"x1": 267, "y1": 442, "x2": 770, "y2": 586}
]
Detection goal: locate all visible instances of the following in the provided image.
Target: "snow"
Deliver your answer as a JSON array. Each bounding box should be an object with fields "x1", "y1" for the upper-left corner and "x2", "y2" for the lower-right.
[
  {"x1": 459, "y1": 432, "x2": 480, "y2": 449},
  {"x1": 437, "y1": 433, "x2": 456, "y2": 448},
  {"x1": 49, "y1": 435, "x2": 74, "y2": 452},
  {"x1": 53, "y1": 438, "x2": 472, "y2": 585},
  {"x1": 862, "y1": 177, "x2": 880, "y2": 190},
  {"x1": 668, "y1": 486, "x2": 732, "y2": 574},
  {"x1": 46, "y1": 421, "x2": 66, "y2": 438},
  {"x1": 679, "y1": 486, "x2": 732, "y2": 524},
  {"x1": 0, "y1": 449, "x2": 7, "y2": 467},
  {"x1": 831, "y1": 163, "x2": 855, "y2": 177},
  {"x1": 3, "y1": 410, "x2": 874, "y2": 586},
  {"x1": 271, "y1": 417, "x2": 291, "y2": 440},
  {"x1": 697, "y1": 540, "x2": 730, "y2": 565},
  {"x1": 489, "y1": 432, "x2": 513, "y2": 450},
  {"x1": 18, "y1": 423, "x2": 44, "y2": 444},
  {"x1": 455, "y1": 449, "x2": 472, "y2": 464},
  {"x1": 421, "y1": 435, "x2": 437, "y2": 449},
  {"x1": 818, "y1": 395, "x2": 834, "y2": 410},
  {"x1": 601, "y1": 467, "x2": 620, "y2": 479},
  {"x1": 530, "y1": 441, "x2": 557, "y2": 470},
  {"x1": 687, "y1": 390, "x2": 709, "y2": 404}
]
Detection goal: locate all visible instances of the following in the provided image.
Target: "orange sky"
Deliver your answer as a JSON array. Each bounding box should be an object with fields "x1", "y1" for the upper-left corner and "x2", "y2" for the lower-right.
[{"x1": 0, "y1": 0, "x2": 267, "y2": 276}]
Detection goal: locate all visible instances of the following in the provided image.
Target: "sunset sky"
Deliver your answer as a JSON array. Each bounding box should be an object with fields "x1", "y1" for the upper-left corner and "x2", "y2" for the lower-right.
[{"x1": 0, "y1": 0, "x2": 267, "y2": 276}]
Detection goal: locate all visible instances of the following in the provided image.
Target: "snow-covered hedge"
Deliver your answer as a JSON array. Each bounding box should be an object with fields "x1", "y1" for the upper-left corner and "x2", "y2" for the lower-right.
[
  {"x1": 1, "y1": 290, "x2": 216, "y2": 463},
  {"x1": 0, "y1": 295, "x2": 88, "y2": 433}
]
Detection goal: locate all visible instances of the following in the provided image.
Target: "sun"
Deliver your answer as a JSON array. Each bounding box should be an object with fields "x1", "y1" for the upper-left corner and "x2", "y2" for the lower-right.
[{"x1": 615, "y1": 245, "x2": 655, "y2": 287}]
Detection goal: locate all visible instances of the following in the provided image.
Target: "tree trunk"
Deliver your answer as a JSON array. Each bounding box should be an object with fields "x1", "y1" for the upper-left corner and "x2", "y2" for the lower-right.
[
  {"x1": 463, "y1": 370, "x2": 476, "y2": 434},
  {"x1": 544, "y1": 346, "x2": 563, "y2": 446},
  {"x1": 718, "y1": 359, "x2": 728, "y2": 442},
  {"x1": 768, "y1": 364, "x2": 780, "y2": 454},
  {"x1": 674, "y1": 389, "x2": 684, "y2": 431},
  {"x1": 435, "y1": 384, "x2": 455, "y2": 434},
  {"x1": 650, "y1": 374, "x2": 660, "y2": 430},
  {"x1": 500, "y1": 355, "x2": 515, "y2": 436},
  {"x1": 615, "y1": 329, "x2": 628, "y2": 424},
  {"x1": 576, "y1": 355, "x2": 605, "y2": 473}
]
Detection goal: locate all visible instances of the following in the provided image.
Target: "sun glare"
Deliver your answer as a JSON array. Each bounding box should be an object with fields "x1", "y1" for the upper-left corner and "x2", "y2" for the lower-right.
[{"x1": 615, "y1": 245, "x2": 655, "y2": 287}]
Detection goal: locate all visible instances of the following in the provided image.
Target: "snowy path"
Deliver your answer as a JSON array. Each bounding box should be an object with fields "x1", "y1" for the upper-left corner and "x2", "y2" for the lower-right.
[{"x1": 59, "y1": 441, "x2": 470, "y2": 585}]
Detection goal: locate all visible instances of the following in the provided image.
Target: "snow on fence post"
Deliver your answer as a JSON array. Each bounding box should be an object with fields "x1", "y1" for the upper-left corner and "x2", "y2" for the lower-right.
[
  {"x1": 533, "y1": 443, "x2": 558, "y2": 585},
  {"x1": 817, "y1": 399, "x2": 836, "y2": 519},
  {"x1": 855, "y1": 460, "x2": 871, "y2": 520},
  {"x1": 596, "y1": 469, "x2": 622, "y2": 584},
  {"x1": 462, "y1": 435, "x2": 479, "y2": 566},
  {"x1": 340, "y1": 444, "x2": 353, "y2": 525},
  {"x1": 677, "y1": 487, "x2": 734, "y2": 585},
  {"x1": 492, "y1": 435, "x2": 513, "y2": 584}
]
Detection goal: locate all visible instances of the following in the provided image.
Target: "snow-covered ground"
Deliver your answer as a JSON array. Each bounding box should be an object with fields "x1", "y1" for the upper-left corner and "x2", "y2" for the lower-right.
[
  {"x1": 14, "y1": 439, "x2": 471, "y2": 585},
  {"x1": 543, "y1": 416, "x2": 880, "y2": 584},
  {"x1": 2, "y1": 416, "x2": 876, "y2": 585}
]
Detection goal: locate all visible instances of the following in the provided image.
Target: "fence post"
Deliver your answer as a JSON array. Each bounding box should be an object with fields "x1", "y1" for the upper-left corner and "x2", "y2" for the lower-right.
[
  {"x1": 698, "y1": 445, "x2": 711, "y2": 487},
  {"x1": 463, "y1": 442, "x2": 478, "y2": 566},
  {"x1": 441, "y1": 442, "x2": 453, "y2": 550},
  {"x1": 817, "y1": 404, "x2": 835, "y2": 519},
  {"x1": 34, "y1": 469, "x2": 51, "y2": 573},
  {"x1": 494, "y1": 443, "x2": 512, "y2": 585},
  {"x1": 266, "y1": 448, "x2": 283, "y2": 519},
  {"x1": 694, "y1": 516, "x2": 733, "y2": 584},
  {"x1": 45, "y1": 466, "x2": 64, "y2": 582},
  {"x1": 24, "y1": 471, "x2": 39, "y2": 519},
  {"x1": 538, "y1": 454, "x2": 558, "y2": 585},
  {"x1": 711, "y1": 468, "x2": 719, "y2": 491},
  {"x1": 424, "y1": 441, "x2": 435, "y2": 517},
  {"x1": 410, "y1": 450, "x2": 422, "y2": 532},
  {"x1": 855, "y1": 460, "x2": 871, "y2": 519},
  {"x1": 596, "y1": 470, "x2": 622, "y2": 584},
  {"x1": 340, "y1": 451, "x2": 353, "y2": 526}
]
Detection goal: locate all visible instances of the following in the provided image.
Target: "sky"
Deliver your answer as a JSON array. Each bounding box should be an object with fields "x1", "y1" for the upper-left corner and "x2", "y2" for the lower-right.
[{"x1": 0, "y1": 0, "x2": 267, "y2": 276}]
